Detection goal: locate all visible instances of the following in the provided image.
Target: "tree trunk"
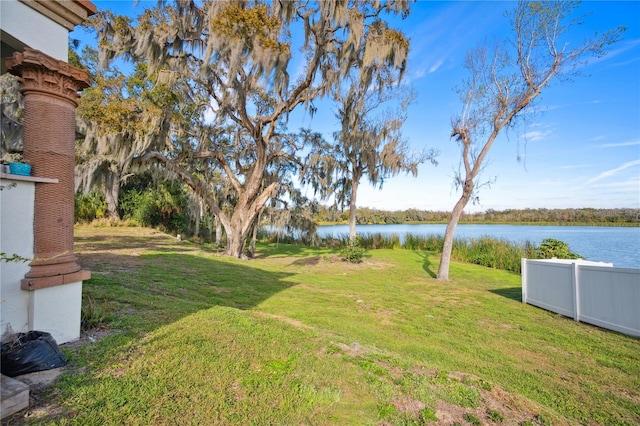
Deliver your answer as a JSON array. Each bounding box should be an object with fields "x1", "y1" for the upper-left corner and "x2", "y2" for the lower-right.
[
  {"x1": 225, "y1": 231, "x2": 245, "y2": 258},
  {"x1": 349, "y1": 179, "x2": 359, "y2": 241},
  {"x1": 224, "y1": 201, "x2": 267, "y2": 257},
  {"x1": 222, "y1": 200, "x2": 257, "y2": 258},
  {"x1": 139, "y1": 149, "x2": 275, "y2": 259},
  {"x1": 437, "y1": 185, "x2": 472, "y2": 281},
  {"x1": 248, "y1": 209, "x2": 262, "y2": 257},
  {"x1": 104, "y1": 172, "x2": 121, "y2": 219},
  {"x1": 194, "y1": 198, "x2": 203, "y2": 238},
  {"x1": 215, "y1": 216, "x2": 223, "y2": 247}
]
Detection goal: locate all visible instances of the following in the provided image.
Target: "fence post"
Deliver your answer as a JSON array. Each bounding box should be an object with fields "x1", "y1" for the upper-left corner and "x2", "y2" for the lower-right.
[
  {"x1": 521, "y1": 258, "x2": 528, "y2": 304},
  {"x1": 572, "y1": 262, "x2": 580, "y2": 322}
]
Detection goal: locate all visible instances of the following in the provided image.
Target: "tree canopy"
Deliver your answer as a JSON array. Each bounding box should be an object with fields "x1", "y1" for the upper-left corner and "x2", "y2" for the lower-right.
[
  {"x1": 0, "y1": 74, "x2": 23, "y2": 161},
  {"x1": 75, "y1": 46, "x2": 182, "y2": 218},
  {"x1": 90, "y1": 0, "x2": 414, "y2": 258},
  {"x1": 305, "y1": 67, "x2": 437, "y2": 240}
]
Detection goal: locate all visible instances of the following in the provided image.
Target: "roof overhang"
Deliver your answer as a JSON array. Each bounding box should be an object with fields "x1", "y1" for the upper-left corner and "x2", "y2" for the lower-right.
[{"x1": 19, "y1": 0, "x2": 97, "y2": 31}]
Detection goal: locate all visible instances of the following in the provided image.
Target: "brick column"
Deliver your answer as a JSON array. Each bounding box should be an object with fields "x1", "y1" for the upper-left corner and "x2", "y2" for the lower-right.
[{"x1": 6, "y1": 48, "x2": 91, "y2": 290}]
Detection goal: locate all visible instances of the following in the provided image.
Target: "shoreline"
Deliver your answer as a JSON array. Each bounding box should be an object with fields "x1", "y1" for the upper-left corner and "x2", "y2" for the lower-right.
[{"x1": 317, "y1": 221, "x2": 640, "y2": 227}]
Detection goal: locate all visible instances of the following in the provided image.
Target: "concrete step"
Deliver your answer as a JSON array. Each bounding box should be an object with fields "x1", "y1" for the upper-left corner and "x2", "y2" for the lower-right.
[{"x1": 1, "y1": 374, "x2": 29, "y2": 419}]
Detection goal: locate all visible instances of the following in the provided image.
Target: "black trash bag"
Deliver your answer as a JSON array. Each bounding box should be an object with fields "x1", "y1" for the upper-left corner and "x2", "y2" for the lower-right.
[{"x1": 1, "y1": 331, "x2": 67, "y2": 377}]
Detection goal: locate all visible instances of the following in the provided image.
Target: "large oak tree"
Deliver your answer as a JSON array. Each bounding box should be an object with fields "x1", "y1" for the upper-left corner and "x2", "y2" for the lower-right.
[{"x1": 92, "y1": 0, "x2": 412, "y2": 258}]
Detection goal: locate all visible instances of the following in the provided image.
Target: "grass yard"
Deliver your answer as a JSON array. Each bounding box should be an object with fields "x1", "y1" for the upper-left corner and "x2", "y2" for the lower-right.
[{"x1": 12, "y1": 226, "x2": 639, "y2": 425}]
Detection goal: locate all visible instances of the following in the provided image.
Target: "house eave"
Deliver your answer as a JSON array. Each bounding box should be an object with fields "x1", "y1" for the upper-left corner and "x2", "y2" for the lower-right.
[{"x1": 19, "y1": 0, "x2": 97, "y2": 31}]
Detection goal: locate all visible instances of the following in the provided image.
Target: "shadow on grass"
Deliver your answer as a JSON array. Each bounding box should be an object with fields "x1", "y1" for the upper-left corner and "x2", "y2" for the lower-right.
[
  {"x1": 416, "y1": 251, "x2": 437, "y2": 278},
  {"x1": 290, "y1": 256, "x2": 323, "y2": 266},
  {"x1": 71, "y1": 230, "x2": 301, "y2": 371},
  {"x1": 80, "y1": 251, "x2": 298, "y2": 325},
  {"x1": 75, "y1": 233, "x2": 221, "y2": 256},
  {"x1": 41, "y1": 242, "x2": 301, "y2": 424},
  {"x1": 14, "y1": 227, "x2": 309, "y2": 418},
  {"x1": 254, "y1": 242, "x2": 337, "y2": 259},
  {"x1": 489, "y1": 287, "x2": 522, "y2": 302}
]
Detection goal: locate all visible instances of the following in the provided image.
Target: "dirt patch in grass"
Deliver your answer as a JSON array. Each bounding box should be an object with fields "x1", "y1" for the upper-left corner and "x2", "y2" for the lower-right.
[
  {"x1": 333, "y1": 341, "x2": 368, "y2": 357},
  {"x1": 432, "y1": 372, "x2": 547, "y2": 425},
  {"x1": 376, "y1": 360, "x2": 405, "y2": 380},
  {"x1": 76, "y1": 251, "x2": 146, "y2": 274},
  {"x1": 287, "y1": 254, "x2": 393, "y2": 271},
  {"x1": 75, "y1": 229, "x2": 167, "y2": 272},
  {"x1": 289, "y1": 255, "x2": 326, "y2": 266},
  {"x1": 59, "y1": 328, "x2": 120, "y2": 350},
  {"x1": 74, "y1": 227, "x2": 221, "y2": 273},
  {"x1": 392, "y1": 395, "x2": 426, "y2": 416},
  {"x1": 333, "y1": 340, "x2": 550, "y2": 425},
  {"x1": 435, "y1": 400, "x2": 470, "y2": 424}
]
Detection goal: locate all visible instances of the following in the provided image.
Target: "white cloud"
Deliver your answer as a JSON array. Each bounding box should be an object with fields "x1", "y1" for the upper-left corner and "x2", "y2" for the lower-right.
[
  {"x1": 599, "y1": 140, "x2": 640, "y2": 148},
  {"x1": 523, "y1": 130, "x2": 552, "y2": 141},
  {"x1": 590, "y1": 179, "x2": 640, "y2": 190},
  {"x1": 590, "y1": 39, "x2": 640, "y2": 68},
  {"x1": 557, "y1": 164, "x2": 590, "y2": 170},
  {"x1": 585, "y1": 159, "x2": 640, "y2": 185},
  {"x1": 545, "y1": 100, "x2": 601, "y2": 111},
  {"x1": 428, "y1": 58, "x2": 445, "y2": 74}
]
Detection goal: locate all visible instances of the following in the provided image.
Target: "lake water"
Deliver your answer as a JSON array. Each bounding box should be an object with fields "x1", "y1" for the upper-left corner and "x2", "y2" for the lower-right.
[{"x1": 317, "y1": 224, "x2": 640, "y2": 269}]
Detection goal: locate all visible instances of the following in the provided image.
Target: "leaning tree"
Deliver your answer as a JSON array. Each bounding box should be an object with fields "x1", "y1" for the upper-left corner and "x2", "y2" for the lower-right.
[
  {"x1": 437, "y1": 0, "x2": 624, "y2": 280},
  {"x1": 92, "y1": 1, "x2": 412, "y2": 258}
]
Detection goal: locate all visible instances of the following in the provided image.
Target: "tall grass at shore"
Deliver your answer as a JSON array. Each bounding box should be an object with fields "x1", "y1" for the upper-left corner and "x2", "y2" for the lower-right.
[
  {"x1": 454, "y1": 237, "x2": 538, "y2": 273},
  {"x1": 260, "y1": 231, "x2": 539, "y2": 274}
]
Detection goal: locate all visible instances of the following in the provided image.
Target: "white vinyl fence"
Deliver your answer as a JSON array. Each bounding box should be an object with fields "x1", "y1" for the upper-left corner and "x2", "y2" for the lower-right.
[{"x1": 522, "y1": 259, "x2": 640, "y2": 337}]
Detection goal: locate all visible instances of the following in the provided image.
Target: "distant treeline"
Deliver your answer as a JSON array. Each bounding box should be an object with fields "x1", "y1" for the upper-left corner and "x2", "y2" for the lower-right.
[{"x1": 315, "y1": 207, "x2": 640, "y2": 226}]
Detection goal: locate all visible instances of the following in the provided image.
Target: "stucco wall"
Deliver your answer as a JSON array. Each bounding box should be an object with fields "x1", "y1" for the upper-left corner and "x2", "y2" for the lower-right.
[
  {"x1": 29, "y1": 282, "x2": 83, "y2": 343},
  {"x1": 0, "y1": 177, "x2": 83, "y2": 343},
  {"x1": 0, "y1": 179, "x2": 35, "y2": 338},
  {"x1": 1, "y1": 0, "x2": 69, "y2": 61}
]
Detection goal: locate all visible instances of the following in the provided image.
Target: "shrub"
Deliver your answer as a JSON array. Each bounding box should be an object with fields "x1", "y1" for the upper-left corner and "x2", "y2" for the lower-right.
[
  {"x1": 75, "y1": 190, "x2": 107, "y2": 223},
  {"x1": 340, "y1": 238, "x2": 366, "y2": 263},
  {"x1": 120, "y1": 181, "x2": 190, "y2": 235},
  {"x1": 450, "y1": 236, "x2": 535, "y2": 274},
  {"x1": 405, "y1": 233, "x2": 444, "y2": 251},
  {"x1": 535, "y1": 238, "x2": 581, "y2": 259}
]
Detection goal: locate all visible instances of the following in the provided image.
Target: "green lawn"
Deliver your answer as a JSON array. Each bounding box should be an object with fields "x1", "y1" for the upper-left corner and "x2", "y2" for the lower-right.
[{"x1": 23, "y1": 226, "x2": 639, "y2": 425}]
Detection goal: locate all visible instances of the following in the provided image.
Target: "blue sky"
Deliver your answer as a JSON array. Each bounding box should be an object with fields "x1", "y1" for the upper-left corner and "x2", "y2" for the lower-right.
[{"x1": 73, "y1": 1, "x2": 640, "y2": 213}]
